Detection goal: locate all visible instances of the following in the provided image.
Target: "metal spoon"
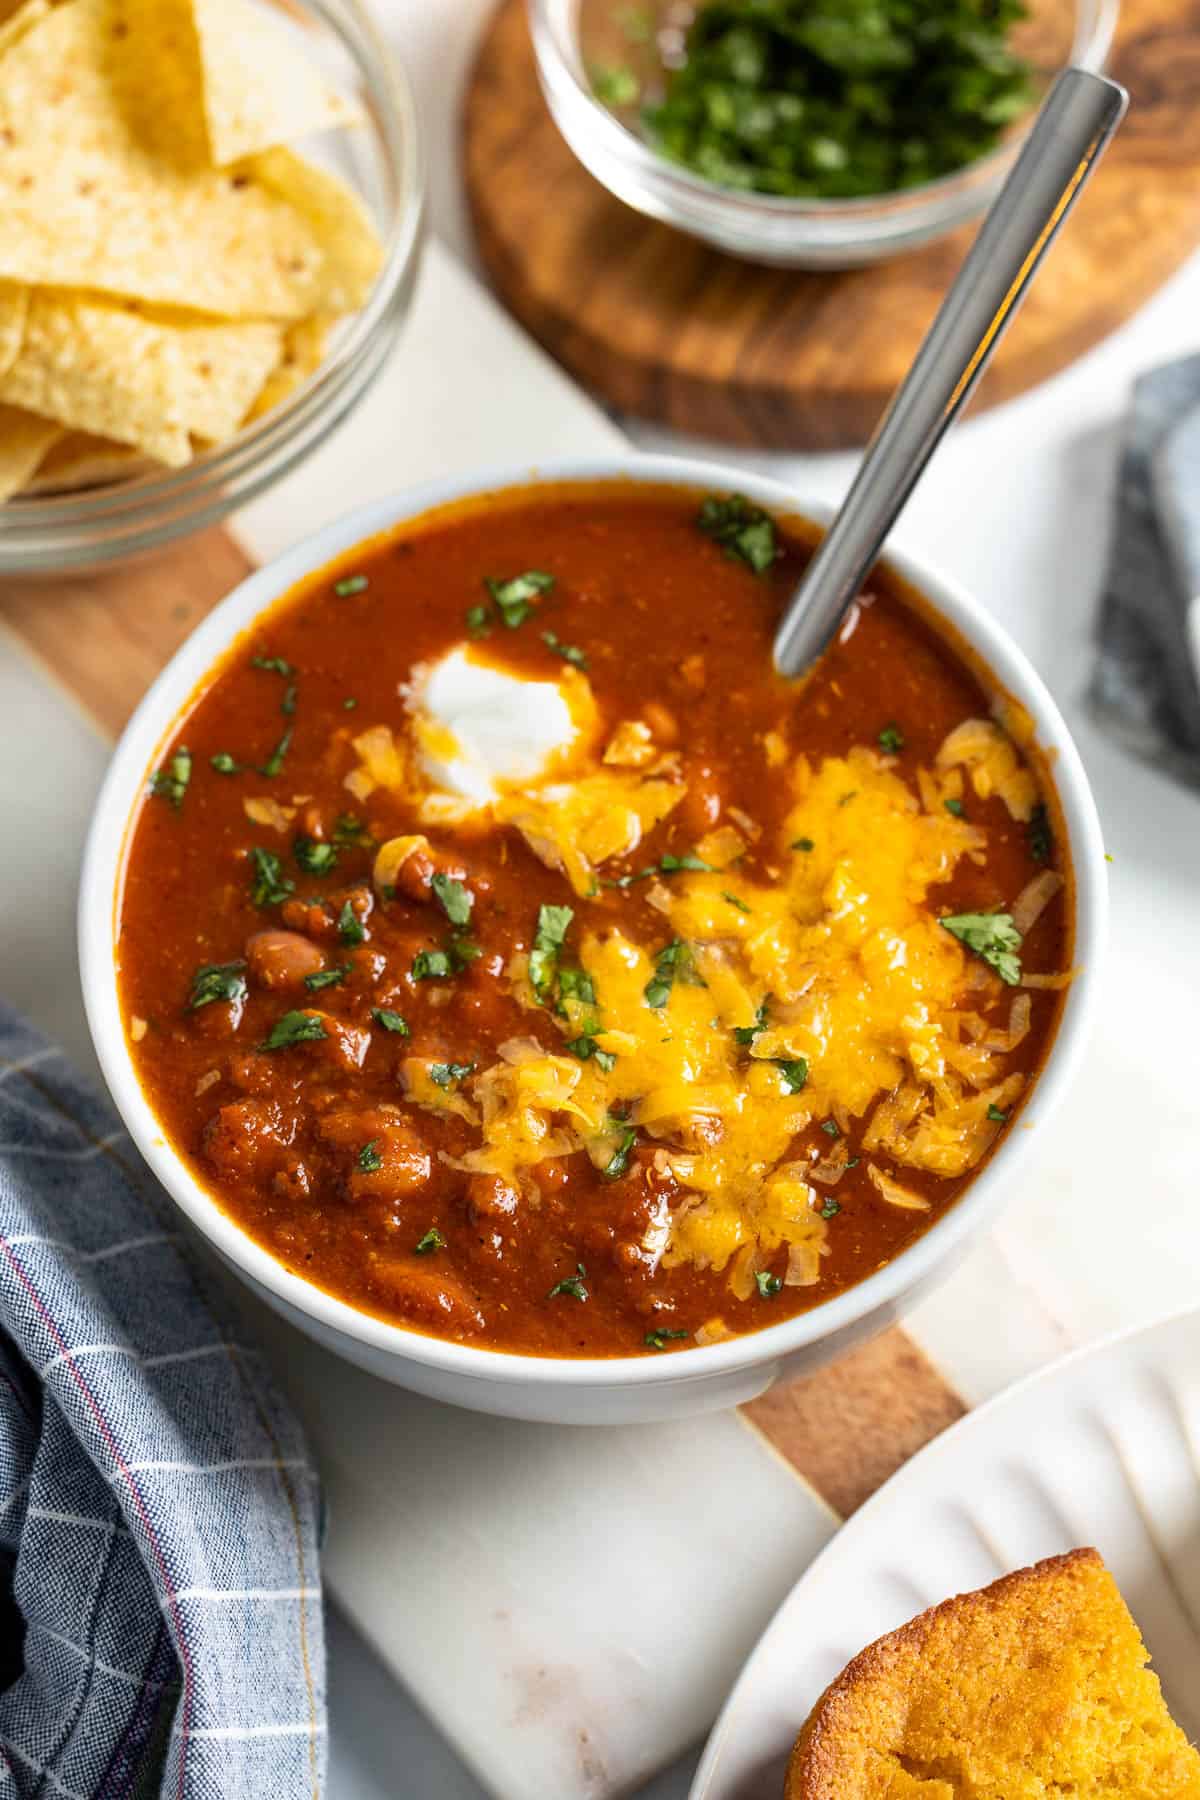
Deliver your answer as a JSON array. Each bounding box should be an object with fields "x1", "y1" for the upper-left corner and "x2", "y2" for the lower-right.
[{"x1": 773, "y1": 67, "x2": 1128, "y2": 679}]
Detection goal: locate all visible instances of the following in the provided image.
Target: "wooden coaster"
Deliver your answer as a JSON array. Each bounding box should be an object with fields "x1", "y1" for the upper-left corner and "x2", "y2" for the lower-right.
[
  {"x1": 0, "y1": 548, "x2": 964, "y2": 1515},
  {"x1": 464, "y1": 0, "x2": 1200, "y2": 449}
]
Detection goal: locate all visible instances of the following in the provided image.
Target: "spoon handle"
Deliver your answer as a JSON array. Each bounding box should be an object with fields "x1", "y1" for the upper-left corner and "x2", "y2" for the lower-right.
[{"x1": 773, "y1": 67, "x2": 1128, "y2": 679}]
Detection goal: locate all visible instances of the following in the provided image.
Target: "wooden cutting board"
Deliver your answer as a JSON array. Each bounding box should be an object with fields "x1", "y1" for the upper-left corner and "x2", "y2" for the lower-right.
[
  {"x1": 463, "y1": 0, "x2": 1200, "y2": 449},
  {"x1": 0, "y1": 546, "x2": 965, "y2": 1516}
]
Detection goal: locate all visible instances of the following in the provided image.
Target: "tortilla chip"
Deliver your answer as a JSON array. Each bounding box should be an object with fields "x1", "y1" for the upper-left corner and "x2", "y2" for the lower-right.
[
  {"x1": 164, "y1": 312, "x2": 283, "y2": 441},
  {"x1": 251, "y1": 148, "x2": 384, "y2": 315},
  {"x1": 18, "y1": 430, "x2": 153, "y2": 495},
  {"x1": 0, "y1": 0, "x2": 50, "y2": 55},
  {"x1": 242, "y1": 313, "x2": 330, "y2": 425},
  {"x1": 0, "y1": 291, "x2": 282, "y2": 465},
  {"x1": 0, "y1": 281, "x2": 26, "y2": 378},
  {"x1": 189, "y1": 0, "x2": 359, "y2": 167},
  {"x1": 0, "y1": 0, "x2": 342, "y2": 318},
  {"x1": 0, "y1": 405, "x2": 61, "y2": 499},
  {"x1": 0, "y1": 293, "x2": 191, "y2": 463}
]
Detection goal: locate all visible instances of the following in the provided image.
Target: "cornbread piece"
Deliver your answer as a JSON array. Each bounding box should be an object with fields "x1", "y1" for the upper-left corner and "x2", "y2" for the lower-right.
[{"x1": 787, "y1": 1549, "x2": 1200, "y2": 1798}]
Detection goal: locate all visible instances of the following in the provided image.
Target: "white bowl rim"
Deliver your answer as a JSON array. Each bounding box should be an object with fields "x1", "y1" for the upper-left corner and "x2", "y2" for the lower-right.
[{"x1": 79, "y1": 451, "x2": 1108, "y2": 1392}]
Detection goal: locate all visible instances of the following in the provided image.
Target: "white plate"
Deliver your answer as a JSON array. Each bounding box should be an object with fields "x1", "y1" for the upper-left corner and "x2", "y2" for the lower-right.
[{"x1": 692, "y1": 1306, "x2": 1200, "y2": 1800}]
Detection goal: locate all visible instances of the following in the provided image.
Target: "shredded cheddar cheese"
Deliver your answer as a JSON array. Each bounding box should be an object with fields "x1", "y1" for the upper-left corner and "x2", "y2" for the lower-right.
[{"x1": 346, "y1": 679, "x2": 1049, "y2": 1294}]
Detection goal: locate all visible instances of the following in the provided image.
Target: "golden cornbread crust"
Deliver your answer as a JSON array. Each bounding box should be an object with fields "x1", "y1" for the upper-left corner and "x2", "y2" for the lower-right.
[{"x1": 786, "y1": 1548, "x2": 1200, "y2": 1798}]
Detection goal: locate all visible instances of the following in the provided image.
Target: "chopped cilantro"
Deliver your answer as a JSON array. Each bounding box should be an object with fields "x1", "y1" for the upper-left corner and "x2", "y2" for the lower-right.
[
  {"x1": 529, "y1": 902, "x2": 574, "y2": 1000},
  {"x1": 259, "y1": 727, "x2": 292, "y2": 780},
  {"x1": 333, "y1": 812, "x2": 369, "y2": 847},
  {"x1": 564, "y1": 1030, "x2": 616, "y2": 1073},
  {"x1": 644, "y1": 938, "x2": 705, "y2": 1009},
  {"x1": 210, "y1": 752, "x2": 241, "y2": 775},
  {"x1": 249, "y1": 845, "x2": 294, "y2": 908},
  {"x1": 149, "y1": 747, "x2": 191, "y2": 810},
  {"x1": 820, "y1": 1118, "x2": 840, "y2": 1138},
  {"x1": 334, "y1": 573, "x2": 368, "y2": 596},
  {"x1": 1028, "y1": 802, "x2": 1053, "y2": 864},
  {"x1": 697, "y1": 493, "x2": 779, "y2": 574},
  {"x1": 640, "y1": 0, "x2": 1034, "y2": 199},
  {"x1": 465, "y1": 603, "x2": 492, "y2": 639},
  {"x1": 548, "y1": 1263, "x2": 589, "y2": 1301},
  {"x1": 659, "y1": 851, "x2": 713, "y2": 873},
  {"x1": 590, "y1": 62, "x2": 640, "y2": 107},
  {"x1": 343, "y1": 697, "x2": 358, "y2": 711},
  {"x1": 987, "y1": 1103, "x2": 1009, "y2": 1123},
  {"x1": 187, "y1": 961, "x2": 246, "y2": 1011},
  {"x1": 431, "y1": 873, "x2": 474, "y2": 927},
  {"x1": 941, "y1": 910, "x2": 1022, "y2": 986},
  {"x1": 733, "y1": 1000, "x2": 769, "y2": 1046},
  {"x1": 429, "y1": 1061, "x2": 475, "y2": 1088},
  {"x1": 603, "y1": 1125, "x2": 637, "y2": 1180},
  {"x1": 357, "y1": 1139, "x2": 383, "y2": 1172},
  {"x1": 304, "y1": 963, "x2": 349, "y2": 992},
  {"x1": 557, "y1": 966, "x2": 597, "y2": 1008},
  {"x1": 722, "y1": 890, "x2": 752, "y2": 912},
  {"x1": 944, "y1": 797, "x2": 965, "y2": 817},
  {"x1": 485, "y1": 569, "x2": 554, "y2": 630},
  {"x1": 846, "y1": 1156, "x2": 860, "y2": 1170},
  {"x1": 260, "y1": 1010, "x2": 326, "y2": 1052},
  {"x1": 281, "y1": 683, "x2": 298, "y2": 717},
  {"x1": 411, "y1": 949, "x2": 452, "y2": 981},
  {"x1": 820, "y1": 1198, "x2": 841, "y2": 1220},
  {"x1": 250, "y1": 654, "x2": 293, "y2": 676},
  {"x1": 371, "y1": 1007, "x2": 409, "y2": 1034},
  {"x1": 294, "y1": 835, "x2": 338, "y2": 876},
  {"x1": 792, "y1": 836, "x2": 814, "y2": 852},
  {"x1": 644, "y1": 1327, "x2": 689, "y2": 1350},
  {"x1": 414, "y1": 1227, "x2": 445, "y2": 1255},
  {"x1": 878, "y1": 722, "x2": 905, "y2": 754},
  {"x1": 338, "y1": 900, "x2": 366, "y2": 946},
  {"x1": 838, "y1": 790, "x2": 857, "y2": 807},
  {"x1": 541, "y1": 629, "x2": 588, "y2": 668},
  {"x1": 755, "y1": 1270, "x2": 783, "y2": 1299},
  {"x1": 775, "y1": 1057, "x2": 808, "y2": 1093}
]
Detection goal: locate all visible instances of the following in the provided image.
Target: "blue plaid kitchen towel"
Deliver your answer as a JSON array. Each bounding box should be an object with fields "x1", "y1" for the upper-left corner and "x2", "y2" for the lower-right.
[{"x1": 0, "y1": 1002, "x2": 326, "y2": 1799}]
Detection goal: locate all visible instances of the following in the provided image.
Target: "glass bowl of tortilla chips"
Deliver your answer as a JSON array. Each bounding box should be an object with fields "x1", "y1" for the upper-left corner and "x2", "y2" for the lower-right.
[{"x1": 0, "y1": 0, "x2": 423, "y2": 572}]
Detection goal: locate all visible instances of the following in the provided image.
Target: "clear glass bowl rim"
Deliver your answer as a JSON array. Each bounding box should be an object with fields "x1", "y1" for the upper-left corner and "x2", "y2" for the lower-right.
[{"x1": 528, "y1": 0, "x2": 1119, "y2": 230}]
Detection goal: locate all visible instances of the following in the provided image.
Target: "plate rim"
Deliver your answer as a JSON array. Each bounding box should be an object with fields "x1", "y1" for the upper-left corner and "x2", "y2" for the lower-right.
[{"x1": 689, "y1": 1298, "x2": 1200, "y2": 1799}]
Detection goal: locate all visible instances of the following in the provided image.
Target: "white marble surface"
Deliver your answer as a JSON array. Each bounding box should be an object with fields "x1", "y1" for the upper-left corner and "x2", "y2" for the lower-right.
[{"x1": 3, "y1": 1, "x2": 1199, "y2": 1794}]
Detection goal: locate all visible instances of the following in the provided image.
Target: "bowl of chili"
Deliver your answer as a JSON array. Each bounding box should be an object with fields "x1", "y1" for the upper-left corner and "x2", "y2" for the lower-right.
[
  {"x1": 79, "y1": 455, "x2": 1106, "y2": 1423},
  {"x1": 530, "y1": 0, "x2": 1117, "y2": 266}
]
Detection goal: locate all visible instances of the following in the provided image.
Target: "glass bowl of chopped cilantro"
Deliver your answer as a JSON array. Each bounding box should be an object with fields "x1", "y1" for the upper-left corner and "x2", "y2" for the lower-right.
[{"x1": 530, "y1": 0, "x2": 1117, "y2": 266}]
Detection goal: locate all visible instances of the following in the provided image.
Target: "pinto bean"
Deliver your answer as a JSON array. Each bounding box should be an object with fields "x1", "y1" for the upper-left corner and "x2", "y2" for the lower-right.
[
  {"x1": 393, "y1": 844, "x2": 467, "y2": 906},
  {"x1": 370, "y1": 1261, "x2": 485, "y2": 1335},
  {"x1": 203, "y1": 1098, "x2": 295, "y2": 1182},
  {"x1": 679, "y1": 762, "x2": 723, "y2": 836},
  {"x1": 279, "y1": 897, "x2": 336, "y2": 939},
  {"x1": 245, "y1": 930, "x2": 326, "y2": 991},
  {"x1": 320, "y1": 1108, "x2": 433, "y2": 1202},
  {"x1": 466, "y1": 1172, "x2": 521, "y2": 1222},
  {"x1": 642, "y1": 700, "x2": 679, "y2": 745}
]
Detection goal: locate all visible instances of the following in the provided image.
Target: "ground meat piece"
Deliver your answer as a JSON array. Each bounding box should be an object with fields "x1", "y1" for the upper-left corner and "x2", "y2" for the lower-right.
[
  {"x1": 202, "y1": 1098, "x2": 296, "y2": 1182},
  {"x1": 245, "y1": 929, "x2": 327, "y2": 991}
]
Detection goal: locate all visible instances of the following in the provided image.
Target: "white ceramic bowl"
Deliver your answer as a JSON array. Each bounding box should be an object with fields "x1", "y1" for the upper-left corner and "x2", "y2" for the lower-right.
[{"x1": 79, "y1": 454, "x2": 1107, "y2": 1424}]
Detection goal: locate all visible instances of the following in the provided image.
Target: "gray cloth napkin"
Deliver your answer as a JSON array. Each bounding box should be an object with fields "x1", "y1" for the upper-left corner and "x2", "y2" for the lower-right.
[{"x1": 1089, "y1": 354, "x2": 1200, "y2": 789}]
